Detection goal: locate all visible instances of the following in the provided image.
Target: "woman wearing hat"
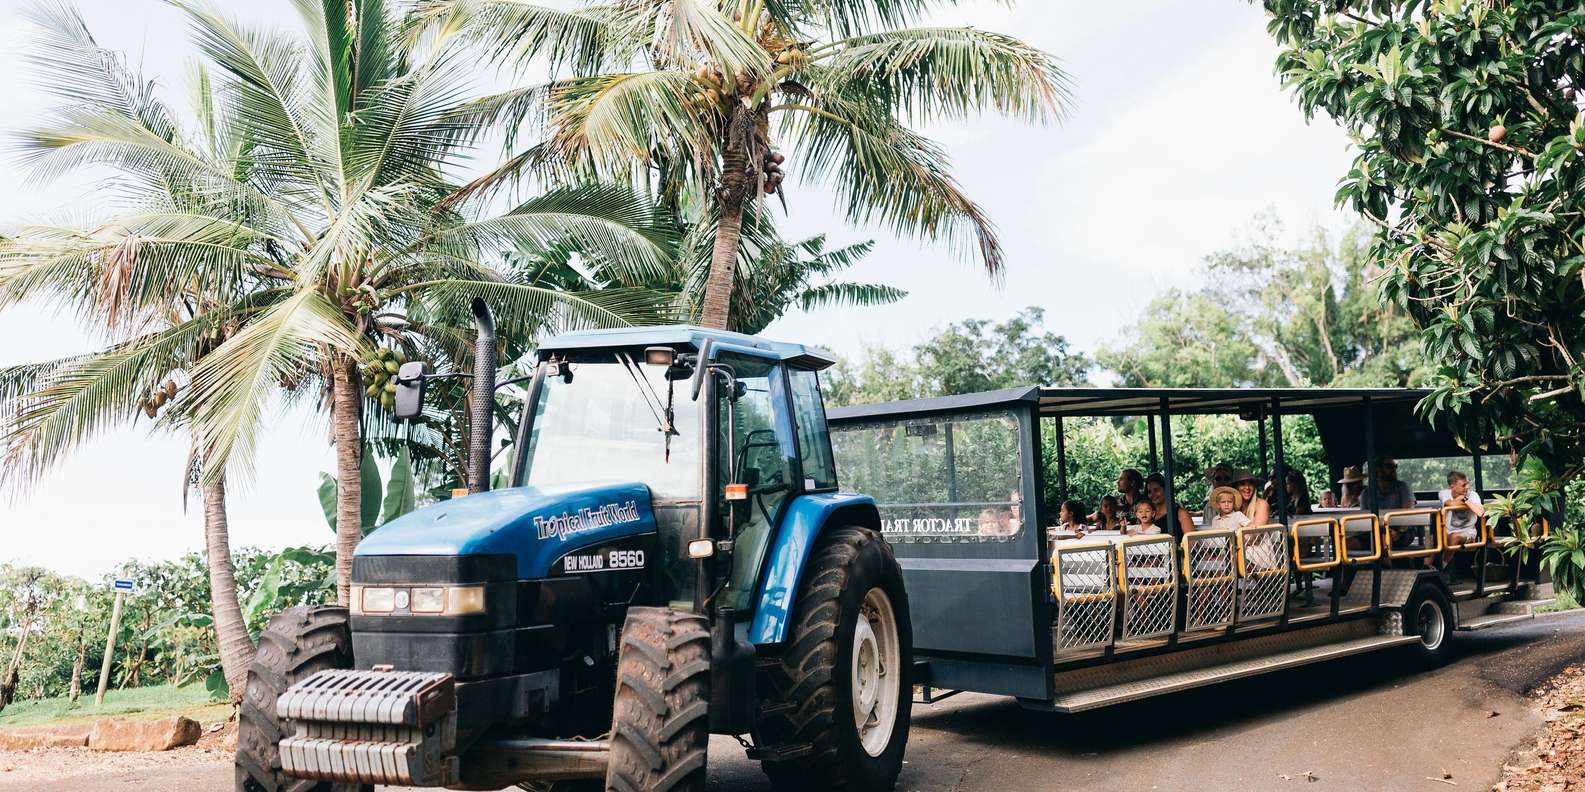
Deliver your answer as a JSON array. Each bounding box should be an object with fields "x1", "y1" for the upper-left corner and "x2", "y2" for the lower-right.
[
  {"x1": 1336, "y1": 466, "x2": 1365, "y2": 508},
  {"x1": 1230, "y1": 468, "x2": 1271, "y2": 526}
]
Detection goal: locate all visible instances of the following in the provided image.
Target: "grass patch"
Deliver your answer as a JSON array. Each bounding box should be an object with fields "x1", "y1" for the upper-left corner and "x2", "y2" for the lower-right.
[
  {"x1": 0, "y1": 683, "x2": 230, "y2": 730},
  {"x1": 1539, "y1": 589, "x2": 1580, "y2": 614}
]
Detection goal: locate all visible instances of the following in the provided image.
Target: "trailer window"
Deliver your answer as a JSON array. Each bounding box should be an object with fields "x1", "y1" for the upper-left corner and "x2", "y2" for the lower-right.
[{"x1": 832, "y1": 410, "x2": 1024, "y2": 543}]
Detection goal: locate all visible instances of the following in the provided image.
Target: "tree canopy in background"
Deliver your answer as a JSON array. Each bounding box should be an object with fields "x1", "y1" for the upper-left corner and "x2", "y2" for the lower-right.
[
  {"x1": 1265, "y1": 0, "x2": 1585, "y2": 494},
  {"x1": 1100, "y1": 216, "x2": 1428, "y2": 389},
  {"x1": 825, "y1": 307, "x2": 1090, "y2": 406}
]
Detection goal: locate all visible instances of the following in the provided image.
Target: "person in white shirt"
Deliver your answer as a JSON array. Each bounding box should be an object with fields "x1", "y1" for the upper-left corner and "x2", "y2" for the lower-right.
[
  {"x1": 1127, "y1": 499, "x2": 1161, "y2": 536},
  {"x1": 1206, "y1": 486, "x2": 1251, "y2": 532},
  {"x1": 1439, "y1": 470, "x2": 1484, "y2": 565}
]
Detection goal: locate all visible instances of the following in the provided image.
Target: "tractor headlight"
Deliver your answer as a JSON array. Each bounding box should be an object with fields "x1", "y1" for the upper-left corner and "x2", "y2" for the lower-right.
[
  {"x1": 361, "y1": 587, "x2": 396, "y2": 613},
  {"x1": 445, "y1": 586, "x2": 486, "y2": 615},
  {"x1": 350, "y1": 584, "x2": 487, "y2": 615},
  {"x1": 409, "y1": 587, "x2": 445, "y2": 613}
]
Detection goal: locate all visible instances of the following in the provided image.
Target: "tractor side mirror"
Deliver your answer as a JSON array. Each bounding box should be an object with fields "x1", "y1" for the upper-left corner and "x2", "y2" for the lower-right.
[{"x1": 393, "y1": 361, "x2": 431, "y2": 420}]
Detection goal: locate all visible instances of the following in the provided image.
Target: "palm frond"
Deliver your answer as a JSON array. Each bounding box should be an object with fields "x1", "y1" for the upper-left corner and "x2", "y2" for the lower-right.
[
  {"x1": 185, "y1": 288, "x2": 363, "y2": 482},
  {"x1": 796, "y1": 280, "x2": 905, "y2": 311},
  {"x1": 615, "y1": 0, "x2": 770, "y2": 79},
  {"x1": 406, "y1": 0, "x2": 612, "y2": 76},
  {"x1": 779, "y1": 89, "x2": 1003, "y2": 275},
  {"x1": 1, "y1": 310, "x2": 242, "y2": 487},
  {"x1": 812, "y1": 27, "x2": 1070, "y2": 123},
  {"x1": 23, "y1": 1, "x2": 183, "y2": 142},
  {"x1": 545, "y1": 70, "x2": 709, "y2": 175},
  {"x1": 764, "y1": 0, "x2": 939, "y2": 38},
  {"x1": 409, "y1": 278, "x2": 672, "y2": 335},
  {"x1": 346, "y1": 50, "x2": 476, "y2": 185},
  {"x1": 411, "y1": 184, "x2": 677, "y2": 285},
  {"x1": 172, "y1": 1, "x2": 336, "y2": 198}
]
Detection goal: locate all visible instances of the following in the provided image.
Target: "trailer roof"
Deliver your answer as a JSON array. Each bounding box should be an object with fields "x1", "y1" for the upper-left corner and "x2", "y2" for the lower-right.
[{"x1": 828, "y1": 386, "x2": 1431, "y2": 421}]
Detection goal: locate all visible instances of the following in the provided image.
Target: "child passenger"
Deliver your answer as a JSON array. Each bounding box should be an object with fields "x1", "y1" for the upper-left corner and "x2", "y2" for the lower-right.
[
  {"x1": 1127, "y1": 500, "x2": 1161, "y2": 536},
  {"x1": 1206, "y1": 486, "x2": 1250, "y2": 532}
]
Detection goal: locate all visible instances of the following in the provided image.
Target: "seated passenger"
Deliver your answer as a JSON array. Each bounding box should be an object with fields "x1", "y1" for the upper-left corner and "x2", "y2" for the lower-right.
[
  {"x1": 1439, "y1": 470, "x2": 1485, "y2": 567},
  {"x1": 1362, "y1": 457, "x2": 1415, "y2": 510},
  {"x1": 1201, "y1": 462, "x2": 1234, "y2": 520},
  {"x1": 1318, "y1": 489, "x2": 1338, "y2": 509},
  {"x1": 1116, "y1": 468, "x2": 1146, "y2": 514},
  {"x1": 1145, "y1": 473, "x2": 1194, "y2": 535},
  {"x1": 1336, "y1": 465, "x2": 1365, "y2": 508},
  {"x1": 1230, "y1": 468, "x2": 1271, "y2": 526},
  {"x1": 1091, "y1": 495, "x2": 1124, "y2": 533},
  {"x1": 1206, "y1": 486, "x2": 1250, "y2": 532},
  {"x1": 1276, "y1": 470, "x2": 1314, "y2": 517},
  {"x1": 1127, "y1": 499, "x2": 1161, "y2": 536},
  {"x1": 1056, "y1": 499, "x2": 1088, "y2": 537}
]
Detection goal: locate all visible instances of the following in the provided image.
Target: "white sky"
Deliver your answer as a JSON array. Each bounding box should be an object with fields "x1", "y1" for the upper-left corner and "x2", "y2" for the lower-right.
[{"x1": 0, "y1": 1, "x2": 1355, "y2": 579}]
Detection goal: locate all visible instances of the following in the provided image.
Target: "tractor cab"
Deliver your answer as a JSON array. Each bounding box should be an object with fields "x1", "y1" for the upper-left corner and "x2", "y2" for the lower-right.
[{"x1": 522, "y1": 326, "x2": 843, "y2": 614}]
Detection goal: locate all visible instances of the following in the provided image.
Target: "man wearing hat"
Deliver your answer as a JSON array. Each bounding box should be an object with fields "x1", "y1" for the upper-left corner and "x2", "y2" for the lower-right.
[{"x1": 1336, "y1": 466, "x2": 1365, "y2": 508}]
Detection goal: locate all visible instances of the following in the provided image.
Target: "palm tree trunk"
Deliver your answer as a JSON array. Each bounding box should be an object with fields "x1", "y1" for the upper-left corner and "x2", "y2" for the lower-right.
[
  {"x1": 68, "y1": 633, "x2": 85, "y2": 702},
  {"x1": 331, "y1": 356, "x2": 363, "y2": 605},
  {"x1": 701, "y1": 119, "x2": 753, "y2": 330},
  {"x1": 203, "y1": 476, "x2": 255, "y2": 703}
]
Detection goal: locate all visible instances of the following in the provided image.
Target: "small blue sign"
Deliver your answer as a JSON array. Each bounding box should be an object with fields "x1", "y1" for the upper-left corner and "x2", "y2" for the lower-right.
[{"x1": 112, "y1": 578, "x2": 134, "y2": 592}]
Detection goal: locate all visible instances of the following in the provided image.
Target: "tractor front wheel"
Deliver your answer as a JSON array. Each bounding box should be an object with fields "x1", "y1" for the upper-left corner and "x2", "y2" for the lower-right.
[
  {"x1": 756, "y1": 526, "x2": 912, "y2": 791},
  {"x1": 605, "y1": 607, "x2": 712, "y2": 792},
  {"x1": 235, "y1": 605, "x2": 369, "y2": 792}
]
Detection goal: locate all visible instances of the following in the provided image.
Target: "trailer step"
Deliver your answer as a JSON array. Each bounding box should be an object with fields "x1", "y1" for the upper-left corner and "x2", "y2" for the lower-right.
[
  {"x1": 1045, "y1": 633, "x2": 1420, "y2": 713},
  {"x1": 1456, "y1": 612, "x2": 1533, "y2": 632}
]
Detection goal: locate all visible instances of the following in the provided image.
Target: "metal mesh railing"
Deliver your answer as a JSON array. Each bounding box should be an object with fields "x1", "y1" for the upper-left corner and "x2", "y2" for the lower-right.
[
  {"x1": 1237, "y1": 524, "x2": 1288, "y2": 623},
  {"x1": 1052, "y1": 542, "x2": 1117, "y2": 651},
  {"x1": 1183, "y1": 530, "x2": 1237, "y2": 631},
  {"x1": 1119, "y1": 536, "x2": 1177, "y2": 641},
  {"x1": 1290, "y1": 517, "x2": 1341, "y2": 570}
]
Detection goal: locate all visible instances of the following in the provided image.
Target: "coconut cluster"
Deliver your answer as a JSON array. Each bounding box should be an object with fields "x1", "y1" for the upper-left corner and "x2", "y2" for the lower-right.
[
  {"x1": 361, "y1": 346, "x2": 408, "y2": 411},
  {"x1": 139, "y1": 379, "x2": 180, "y2": 419}
]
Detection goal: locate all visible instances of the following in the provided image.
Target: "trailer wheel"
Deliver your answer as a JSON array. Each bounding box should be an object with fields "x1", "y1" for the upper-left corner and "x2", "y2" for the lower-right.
[
  {"x1": 1405, "y1": 581, "x2": 1454, "y2": 665},
  {"x1": 606, "y1": 607, "x2": 711, "y2": 792},
  {"x1": 235, "y1": 605, "x2": 368, "y2": 792},
  {"x1": 756, "y1": 526, "x2": 912, "y2": 792}
]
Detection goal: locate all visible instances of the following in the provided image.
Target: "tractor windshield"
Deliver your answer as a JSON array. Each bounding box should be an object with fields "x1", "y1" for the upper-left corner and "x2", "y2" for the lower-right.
[{"x1": 521, "y1": 358, "x2": 702, "y2": 500}]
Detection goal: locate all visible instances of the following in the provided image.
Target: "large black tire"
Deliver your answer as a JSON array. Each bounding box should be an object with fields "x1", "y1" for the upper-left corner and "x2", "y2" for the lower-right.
[
  {"x1": 605, "y1": 607, "x2": 711, "y2": 792},
  {"x1": 235, "y1": 605, "x2": 368, "y2": 792},
  {"x1": 1404, "y1": 580, "x2": 1454, "y2": 666},
  {"x1": 756, "y1": 526, "x2": 912, "y2": 792}
]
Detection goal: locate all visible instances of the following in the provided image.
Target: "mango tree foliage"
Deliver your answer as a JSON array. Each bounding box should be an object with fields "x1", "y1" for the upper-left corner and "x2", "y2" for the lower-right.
[{"x1": 1265, "y1": 0, "x2": 1585, "y2": 488}]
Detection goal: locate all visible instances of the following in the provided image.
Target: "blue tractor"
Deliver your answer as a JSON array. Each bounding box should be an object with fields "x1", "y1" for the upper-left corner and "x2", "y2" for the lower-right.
[{"x1": 235, "y1": 301, "x2": 913, "y2": 792}]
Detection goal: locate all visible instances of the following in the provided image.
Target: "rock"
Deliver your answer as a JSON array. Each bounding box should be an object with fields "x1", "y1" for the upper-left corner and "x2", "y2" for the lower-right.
[
  {"x1": 87, "y1": 716, "x2": 202, "y2": 752},
  {"x1": 220, "y1": 730, "x2": 237, "y2": 753},
  {"x1": 0, "y1": 730, "x2": 88, "y2": 750}
]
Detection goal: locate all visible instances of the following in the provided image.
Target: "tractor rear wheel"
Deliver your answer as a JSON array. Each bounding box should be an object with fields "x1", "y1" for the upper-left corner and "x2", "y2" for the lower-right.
[
  {"x1": 605, "y1": 607, "x2": 711, "y2": 792},
  {"x1": 235, "y1": 605, "x2": 369, "y2": 792},
  {"x1": 756, "y1": 526, "x2": 912, "y2": 791}
]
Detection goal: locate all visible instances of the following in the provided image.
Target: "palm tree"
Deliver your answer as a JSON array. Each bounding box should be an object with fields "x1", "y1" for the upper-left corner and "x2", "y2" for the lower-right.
[
  {"x1": 1, "y1": 0, "x2": 675, "y2": 619},
  {"x1": 422, "y1": 0, "x2": 1070, "y2": 328},
  {"x1": 509, "y1": 202, "x2": 902, "y2": 333}
]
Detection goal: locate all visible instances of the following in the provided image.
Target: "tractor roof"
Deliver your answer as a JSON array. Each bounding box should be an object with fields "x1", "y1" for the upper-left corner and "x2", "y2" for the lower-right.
[{"x1": 537, "y1": 325, "x2": 836, "y2": 369}]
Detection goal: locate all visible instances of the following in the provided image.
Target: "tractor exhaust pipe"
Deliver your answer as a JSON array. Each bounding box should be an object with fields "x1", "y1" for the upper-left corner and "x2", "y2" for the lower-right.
[{"x1": 468, "y1": 298, "x2": 497, "y2": 493}]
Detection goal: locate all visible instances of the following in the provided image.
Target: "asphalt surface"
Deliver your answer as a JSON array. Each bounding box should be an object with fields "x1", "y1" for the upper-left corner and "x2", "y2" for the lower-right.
[{"x1": 6, "y1": 610, "x2": 1583, "y2": 792}]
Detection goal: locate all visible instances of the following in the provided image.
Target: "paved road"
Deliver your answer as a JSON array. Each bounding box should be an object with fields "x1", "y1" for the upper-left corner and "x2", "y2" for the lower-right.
[{"x1": 7, "y1": 611, "x2": 1582, "y2": 792}]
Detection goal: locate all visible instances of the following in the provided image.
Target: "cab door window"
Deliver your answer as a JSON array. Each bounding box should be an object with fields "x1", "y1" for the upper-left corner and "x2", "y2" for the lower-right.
[
  {"x1": 789, "y1": 368, "x2": 837, "y2": 490},
  {"x1": 717, "y1": 353, "x2": 794, "y2": 610}
]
